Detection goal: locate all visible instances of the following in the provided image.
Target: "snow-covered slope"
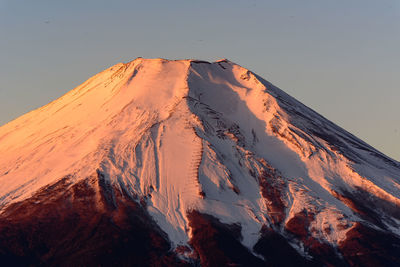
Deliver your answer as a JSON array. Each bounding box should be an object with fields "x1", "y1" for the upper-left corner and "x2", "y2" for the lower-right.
[{"x1": 1, "y1": 58, "x2": 399, "y2": 266}]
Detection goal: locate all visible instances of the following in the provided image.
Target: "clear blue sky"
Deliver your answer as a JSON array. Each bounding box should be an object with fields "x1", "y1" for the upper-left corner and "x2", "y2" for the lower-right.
[{"x1": 1, "y1": 0, "x2": 399, "y2": 160}]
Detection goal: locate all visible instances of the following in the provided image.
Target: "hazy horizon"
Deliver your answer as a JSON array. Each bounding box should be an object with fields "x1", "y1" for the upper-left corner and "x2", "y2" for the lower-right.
[{"x1": 1, "y1": 0, "x2": 399, "y2": 160}]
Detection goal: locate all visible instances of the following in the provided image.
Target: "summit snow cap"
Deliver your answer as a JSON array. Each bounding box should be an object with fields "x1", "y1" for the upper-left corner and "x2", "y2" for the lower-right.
[{"x1": 0, "y1": 58, "x2": 399, "y2": 263}]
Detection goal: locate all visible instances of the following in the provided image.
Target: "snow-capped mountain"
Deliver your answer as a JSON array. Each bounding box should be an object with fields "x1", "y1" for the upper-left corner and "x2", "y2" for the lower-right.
[{"x1": 0, "y1": 58, "x2": 399, "y2": 266}]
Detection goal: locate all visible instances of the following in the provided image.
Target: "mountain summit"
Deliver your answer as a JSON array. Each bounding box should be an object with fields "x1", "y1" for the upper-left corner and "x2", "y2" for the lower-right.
[{"x1": 1, "y1": 58, "x2": 399, "y2": 266}]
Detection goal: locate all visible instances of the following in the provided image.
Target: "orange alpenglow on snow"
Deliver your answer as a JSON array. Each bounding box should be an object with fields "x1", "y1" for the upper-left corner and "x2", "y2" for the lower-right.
[{"x1": 0, "y1": 58, "x2": 399, "y2": 266}]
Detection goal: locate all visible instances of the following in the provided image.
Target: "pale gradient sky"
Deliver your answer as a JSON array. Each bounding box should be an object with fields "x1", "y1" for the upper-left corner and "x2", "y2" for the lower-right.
[{"x1": 1, "y1": 0, "x2": 399, "y2": 160}]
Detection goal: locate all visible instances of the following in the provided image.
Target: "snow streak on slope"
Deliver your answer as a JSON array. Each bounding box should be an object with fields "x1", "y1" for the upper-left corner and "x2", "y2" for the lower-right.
[
  {"x1": 0, "y1": 58, "x2": 189, "y2": 207},
  {"x1": 187, "y1": 61, "x2": 357, "y2": 247},
  {"x1": 1, "y1": 58, "x2": 400, "y2": 259}
]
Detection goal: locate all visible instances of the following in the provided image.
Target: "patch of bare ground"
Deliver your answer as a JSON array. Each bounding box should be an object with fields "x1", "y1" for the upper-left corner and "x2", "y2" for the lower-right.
[
  {"x1": 187, "y1": 210, "x2": 265, "y2": 267},
  {"x1": 0, "y1": 172, "x2": 189, "y2": 267}
]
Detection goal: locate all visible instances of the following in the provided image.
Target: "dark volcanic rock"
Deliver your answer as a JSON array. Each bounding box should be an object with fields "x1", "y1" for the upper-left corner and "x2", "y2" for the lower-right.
[
  {"x1": 0, "y1": 174, "x2": 189, "y2": 267},
  {"x1": 339, "y1": 222, "x2": 400, "y2": 267},
  {"x1": 258, "y1": 168, "x2": 286, "y2": 225},
  {"x1": 253, "y1": 225, "x2": 312, "y2": 267},
  {"x1": 284, "y1": 210, "x2": 347, "y2": 267},
  {"x1": 187, "y1": 210, "x2": 265, "y2": 267}
]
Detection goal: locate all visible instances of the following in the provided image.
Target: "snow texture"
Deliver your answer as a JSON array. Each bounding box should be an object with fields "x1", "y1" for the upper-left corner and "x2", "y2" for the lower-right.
[{"x1": 1, "y1": 58, "x2": 399, "y2": 250}]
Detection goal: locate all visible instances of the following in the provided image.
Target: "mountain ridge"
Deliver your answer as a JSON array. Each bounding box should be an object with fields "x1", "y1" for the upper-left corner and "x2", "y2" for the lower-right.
[{"x1": 0, "y1": 58, "x2": 399, "y2": 266}]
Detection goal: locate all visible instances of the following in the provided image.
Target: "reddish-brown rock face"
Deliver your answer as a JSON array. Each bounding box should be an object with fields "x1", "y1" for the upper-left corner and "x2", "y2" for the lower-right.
[
  {"x1": 187, "y1": 210, "x2": 265, "y2": 267},
  {"x1": 258, "y1": 169, "x2": 287, "y2": 225},
  {"x1": 2, "y1": 174, "x2": 399, "y2": 267},
  {"x1": 0, "y1": 174, "x2": 189, "y2": 267},
  {"x1": 338, "y1": 222, "x2": 400, "y2": 267}
]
